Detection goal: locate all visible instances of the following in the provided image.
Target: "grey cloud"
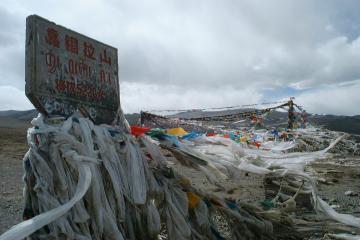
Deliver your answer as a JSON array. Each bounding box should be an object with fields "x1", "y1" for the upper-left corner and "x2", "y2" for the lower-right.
[
  {"x1": 0, "y1": 6, "x2": 24, "y2": 88},
  {"x1": 0, "y1": 47, "x2": 24, "y2": 89},
  {"x1": 112, "y1": 0, "x2": 360, "y2": 90},
  {"x1": 0, "y1": 7, "x2": 22, "y2": 47},
  {"x1": 316, "y1": 0, "x2": 360, "y2": 41},
  {"x1": 296, "y1": 80, "x2": 360, "y2": 115},
  {"x1": 0, "y1": 0, "x2": 359, "y2": 114}
]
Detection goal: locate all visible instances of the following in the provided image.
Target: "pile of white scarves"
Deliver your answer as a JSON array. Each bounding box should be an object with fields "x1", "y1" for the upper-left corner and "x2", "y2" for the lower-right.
[{"x1": 1, "y1": 115, "x2": 277, "y2": 240}]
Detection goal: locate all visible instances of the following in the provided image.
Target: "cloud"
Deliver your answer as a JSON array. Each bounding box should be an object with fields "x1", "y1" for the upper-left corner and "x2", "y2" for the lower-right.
[
  {"x1": 0, "y1": 86, "x2": 32, "y2": 110},
  {"x1": 120, "y1": 82, "x2": 262, "y2": 113},
  {"x1": 0, "y1": 7, "x2": 22, "y2": 47},
  {"x1": 0, "y1": 0, "x2": 359, "y2": 115},
  {"x1": 296, "y1": 80, "x2": 360, "y2": 115}
]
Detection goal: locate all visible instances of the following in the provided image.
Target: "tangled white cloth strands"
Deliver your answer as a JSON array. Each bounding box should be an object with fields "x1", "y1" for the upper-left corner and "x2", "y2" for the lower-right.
[
  {"x1": 1, "y1": 114, "x2": 278, "y2": 240},
  {"x1": 0, "y1": 115, "x2": 134, "y2": 240},
  {"x1": 179, "y1": 133, "x2": 360, "y2": 228},
  {"x1": 0, "y1": 115, "x2": 94, "y2": 240}
]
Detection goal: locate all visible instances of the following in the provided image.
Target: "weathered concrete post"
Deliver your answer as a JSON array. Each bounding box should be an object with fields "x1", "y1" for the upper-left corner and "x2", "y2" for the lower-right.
[{"x1": 287, "y1": 97, "x2": 295, "y2": 130}]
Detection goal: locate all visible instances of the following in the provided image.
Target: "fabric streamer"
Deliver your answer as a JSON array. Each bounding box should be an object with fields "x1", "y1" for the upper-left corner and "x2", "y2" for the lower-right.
[{"x1": 1, "y1": 114, "x2": 280, "y2": 240}]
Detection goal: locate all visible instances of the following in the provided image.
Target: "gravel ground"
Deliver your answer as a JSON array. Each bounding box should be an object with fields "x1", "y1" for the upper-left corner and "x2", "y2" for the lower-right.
[
  {"x1": 307, "y1": 158, "x2": 360, "y2": 217},
  {"x1": 0, "y1": 127, "x2": 28, "y2": 235},
  {"x1": 0, "y1": 154, "x2": 23, "y2": 234}
]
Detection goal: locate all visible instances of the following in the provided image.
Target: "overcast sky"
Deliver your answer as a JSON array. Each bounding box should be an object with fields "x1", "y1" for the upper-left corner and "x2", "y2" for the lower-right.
[{"x1": 1, "y1": 0, "x2": 360, "y2": 115}]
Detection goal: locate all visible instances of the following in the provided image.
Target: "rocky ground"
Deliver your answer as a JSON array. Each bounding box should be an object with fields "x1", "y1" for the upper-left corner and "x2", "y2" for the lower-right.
[
  {"x1": 0, "y1": 127, "x2": 28, "y2": 234},
  {"x1": 168, "y1": 154, "x2": 360, "y2": 239},
  {"x1": 1, "y1": 127, "x2": 360, "y2": 239}
]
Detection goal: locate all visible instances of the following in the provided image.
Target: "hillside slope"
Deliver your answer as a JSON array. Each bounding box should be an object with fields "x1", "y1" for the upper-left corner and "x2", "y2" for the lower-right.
[{"x1": 0, "y1": 109, "x2": 359, "y2": 135}]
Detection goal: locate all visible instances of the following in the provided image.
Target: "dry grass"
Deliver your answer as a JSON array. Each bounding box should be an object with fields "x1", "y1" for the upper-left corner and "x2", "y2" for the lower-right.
[{"x1": 0, "y1": 127, "x2": 28, "y2": 157}]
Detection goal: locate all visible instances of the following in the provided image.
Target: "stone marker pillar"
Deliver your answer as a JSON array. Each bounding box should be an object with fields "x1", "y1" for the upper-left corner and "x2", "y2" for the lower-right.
[{"x1": 26, "y1": 15, "x2": 120, "y2": 124}]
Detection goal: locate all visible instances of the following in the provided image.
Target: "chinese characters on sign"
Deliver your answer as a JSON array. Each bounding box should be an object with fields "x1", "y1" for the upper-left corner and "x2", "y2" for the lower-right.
[{"x1": 25, "y1": 15, "x2": 119, "y2": 124}]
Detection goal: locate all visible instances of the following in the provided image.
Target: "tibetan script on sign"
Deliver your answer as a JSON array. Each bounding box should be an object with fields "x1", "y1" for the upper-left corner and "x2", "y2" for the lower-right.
[{"x1": 25, "y1": 15, "x2": 120, "y2": 124}]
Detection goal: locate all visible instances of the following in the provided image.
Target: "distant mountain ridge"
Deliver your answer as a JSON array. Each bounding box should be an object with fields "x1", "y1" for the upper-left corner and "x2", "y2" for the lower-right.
[
  {"x1": 310, "y1": 114, "x2": 360, "y2": 135},
  {"x1": 170, "y1": 108, "x2": 256, "y2": 119},
  {"x1": 0, "y1": 109, "x2": 359, "y2": 135},
  {"x1": 0, "y1": 109, "x2": 38, "y2": 120}
]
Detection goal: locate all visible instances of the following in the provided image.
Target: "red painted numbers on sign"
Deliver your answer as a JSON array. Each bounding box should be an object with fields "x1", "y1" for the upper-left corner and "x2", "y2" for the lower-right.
[
  {"x1": 42, "y1": 24, "x2": 110, "y2": 99},
  {"x1": 68, "y1": 59, "x2": 92, "y2": 79},
  {"x1": 100, "y1": 70, "x2": 112, "y2": 85},
  {"x1": 55, "y1": 79, "x2": 66, "y2": 92},
  {"x1": 45, "y1": 51, "x2": 60, "y2": 73},
  {"x1": 55, "y1": 79, "x2": 106, "y2": 100},
  {"x1": 83, "y1": 42, "x2": 96, "y2": 60}
]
